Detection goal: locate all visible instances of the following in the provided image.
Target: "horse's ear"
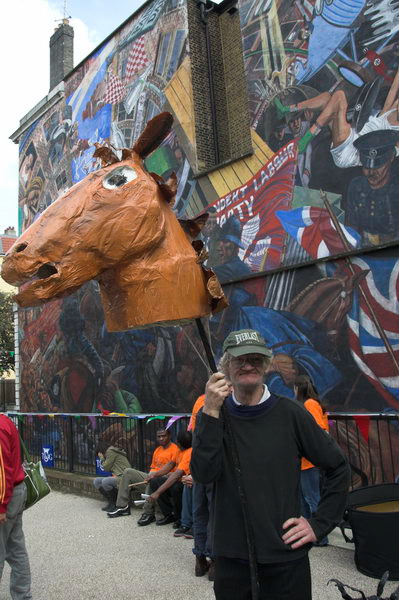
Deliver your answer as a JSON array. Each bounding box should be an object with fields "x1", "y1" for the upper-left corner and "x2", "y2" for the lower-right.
[
  {"x1": 133, "y1": 112, "x2": 173, "y2": 158},
  {"x1": 178, "y1": 213, "x2": 209, "y2": 241}
]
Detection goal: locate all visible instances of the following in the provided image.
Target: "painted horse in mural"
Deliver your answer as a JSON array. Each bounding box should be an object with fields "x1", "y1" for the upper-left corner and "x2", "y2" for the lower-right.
[{"x1": 1, "y1": 113, "x2": 226, "y2": 332}]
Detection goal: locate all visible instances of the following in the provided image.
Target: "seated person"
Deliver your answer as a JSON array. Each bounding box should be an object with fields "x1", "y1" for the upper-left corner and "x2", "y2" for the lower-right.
[
  {"x1": 148, "y1": 430, "x2": 192, "y2": 526},
  {"x1": 93, "y1": 440, "x2": 131, "y2": 512},
  {"x1": 107, "y1": 428, "x2": 180, "y2": 520},
  {"x1": 173, "y1": 473, "x2": 194, "y2": 538}
]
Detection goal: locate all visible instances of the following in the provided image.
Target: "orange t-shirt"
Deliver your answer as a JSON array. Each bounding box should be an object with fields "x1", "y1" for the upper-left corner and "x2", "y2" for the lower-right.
[
  {"x1": 188, "y1": 394, "x2": 205, "y2": 432},
  {"x1": 150, "y1": 442, "x2": 180, "y2": 472},
  {"x1": 176, "y1": 447, "x2": 192, "y2": 476},
  {"x1": 301, "y1": 399, "x2": 329, "y2": 471}
]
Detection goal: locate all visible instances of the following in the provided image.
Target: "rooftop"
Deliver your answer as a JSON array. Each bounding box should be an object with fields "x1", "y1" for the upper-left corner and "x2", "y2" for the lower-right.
[{"x1": 0, "y1": 227, "x2": 17, "y2": 255}]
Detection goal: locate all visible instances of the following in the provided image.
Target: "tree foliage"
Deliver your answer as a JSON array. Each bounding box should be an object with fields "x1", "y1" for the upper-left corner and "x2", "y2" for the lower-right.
[{"x1": 0, "y1": 293, "x2": 15, "y2": 377}]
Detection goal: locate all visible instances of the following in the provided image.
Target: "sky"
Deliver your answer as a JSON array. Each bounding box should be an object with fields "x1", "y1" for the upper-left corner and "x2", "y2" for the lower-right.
[{"x1": 0, "y1": 0, "x2": 144, "y2": 235}]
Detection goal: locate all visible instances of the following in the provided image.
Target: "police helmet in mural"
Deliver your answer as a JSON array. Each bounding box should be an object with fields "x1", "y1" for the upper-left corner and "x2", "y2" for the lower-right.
[
  {"x1": 353, "y1": 129, "x2": 399, "y2": 169},
  {"x1": 220, "y1": 216, "x2": 245, "y2": 249}
]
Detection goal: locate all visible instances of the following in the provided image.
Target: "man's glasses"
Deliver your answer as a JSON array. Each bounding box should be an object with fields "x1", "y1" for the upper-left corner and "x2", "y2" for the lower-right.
[{"x1": 230, "y1": 355, "x2": 266, "y2": 368}]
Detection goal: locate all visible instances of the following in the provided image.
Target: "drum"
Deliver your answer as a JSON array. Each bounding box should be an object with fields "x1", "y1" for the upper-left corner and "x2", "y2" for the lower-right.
[{"x1": 341, "y1": 484, "x2": 399, "y2": 580}]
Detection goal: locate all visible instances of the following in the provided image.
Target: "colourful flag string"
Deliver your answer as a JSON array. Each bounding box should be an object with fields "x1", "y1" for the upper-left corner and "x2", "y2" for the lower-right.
[
  {"x1": 166, "y1": 415, "x2": 183, "y2": 430},
  {"x1": 146, "y1": 415, "x2": 166, "y2": 424}
]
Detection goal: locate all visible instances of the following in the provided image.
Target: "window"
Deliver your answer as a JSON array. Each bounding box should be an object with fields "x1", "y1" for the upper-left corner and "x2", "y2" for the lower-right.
[{"x1": 155, "y1": 30, "x2": 185, "y2": 81}]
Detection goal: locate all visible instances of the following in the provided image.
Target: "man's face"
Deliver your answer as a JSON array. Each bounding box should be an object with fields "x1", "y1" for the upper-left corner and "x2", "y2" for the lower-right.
[
  {"x1": 274, "y1": 128, "x2": 285, "y2": 140},
  {"x1": 287, "y1": 116, "x2": 302, "y2": 136},
  {"x1": 362, "y1": 157, "x2": 393, "y2": 189},
  {"x1": 203, "y1": 214, "x2": 218, "y2": 236},
  {"x1": 218, "y1": 240, "x2": 237, "y2": 263},
  {"x1": 227, "y1": 353, "x2": 268, "y2": 390},
  {"x1": 156, "y1": 431, "x2": 170, "y2": 447}
]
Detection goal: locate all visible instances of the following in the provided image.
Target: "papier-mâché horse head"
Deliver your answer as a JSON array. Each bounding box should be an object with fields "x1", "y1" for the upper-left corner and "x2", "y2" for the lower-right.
[{"x1": 1, "y1": 113, "x2": 226, "y2": 331}]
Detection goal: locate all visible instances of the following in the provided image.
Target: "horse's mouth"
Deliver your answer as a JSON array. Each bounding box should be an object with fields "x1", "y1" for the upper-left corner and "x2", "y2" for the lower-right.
[
  {"x1": 14, "y1": 263, "x2": 61, "y2": 307},
  {"x1": 36, "y1": 263, "x2": 58, "y2": 279}
]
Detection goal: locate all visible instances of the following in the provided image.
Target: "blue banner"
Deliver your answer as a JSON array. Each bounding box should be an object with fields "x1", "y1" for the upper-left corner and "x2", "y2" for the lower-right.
[{"x1": 41, "y1": 445, "x2": 54, "y2": 468}]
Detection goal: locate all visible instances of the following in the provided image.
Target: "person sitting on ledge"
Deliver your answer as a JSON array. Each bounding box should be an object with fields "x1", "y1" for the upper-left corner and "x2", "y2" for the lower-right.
[
  {"x1": 147, "y1": 430, "x2": 192, "y2": 527},
  {"x1": 93, "y1": 440, "x2": 131, "y2": 512},
  {"x1": 107, "y1": 428, "x2": 180, "y2": 520}
]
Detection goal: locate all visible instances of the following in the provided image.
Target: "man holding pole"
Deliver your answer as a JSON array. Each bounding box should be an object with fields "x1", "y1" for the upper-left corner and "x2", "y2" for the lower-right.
[{"x1": 191, "y1": 329, "x2": 349, "y2": 600}]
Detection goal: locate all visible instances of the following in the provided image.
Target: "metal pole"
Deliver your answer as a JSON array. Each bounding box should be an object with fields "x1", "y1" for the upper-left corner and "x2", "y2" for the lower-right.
[
  {"x1": 67, "y1": 416, "x2": 74, "y2": 473},
  {"x1": 195, "y1": 318, "x2": 260, "y2": 600}
]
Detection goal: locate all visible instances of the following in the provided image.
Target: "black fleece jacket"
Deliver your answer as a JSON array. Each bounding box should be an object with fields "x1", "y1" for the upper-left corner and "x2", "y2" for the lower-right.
[{"x1": 191, "y1": 394, "x2": 349, "y2": 563}]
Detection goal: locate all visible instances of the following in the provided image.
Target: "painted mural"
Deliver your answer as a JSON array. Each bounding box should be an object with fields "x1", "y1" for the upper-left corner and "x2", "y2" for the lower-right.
[{"x1": 15, "y1": 0, "x2": 399, "y2": 444}]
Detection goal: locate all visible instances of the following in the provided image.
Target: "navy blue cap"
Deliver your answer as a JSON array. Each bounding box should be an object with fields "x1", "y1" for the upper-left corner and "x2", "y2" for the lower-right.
[
  {"x1": 220, "y1": 216, "x2": 245, "y2": 249},
  {"x1": 353, "y1": 130, "x2": 399, "y2": 169}
]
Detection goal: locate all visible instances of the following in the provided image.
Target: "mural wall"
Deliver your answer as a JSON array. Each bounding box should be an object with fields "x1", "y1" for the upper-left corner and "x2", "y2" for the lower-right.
[{"x1": 16, "y1": 0, "x2": 399, "y2": 420}]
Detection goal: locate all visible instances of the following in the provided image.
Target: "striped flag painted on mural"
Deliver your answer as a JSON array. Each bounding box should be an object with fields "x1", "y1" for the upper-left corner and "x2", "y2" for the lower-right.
[
  {"x1": 125, "y1": 36, "x2": 150, "y2": 78},
  {"x1": 344, "y1": 255, "x2": 399, "y2": 410},
  {"x1": 276, "y1": 206, "x2": 360, "y2": 259}
]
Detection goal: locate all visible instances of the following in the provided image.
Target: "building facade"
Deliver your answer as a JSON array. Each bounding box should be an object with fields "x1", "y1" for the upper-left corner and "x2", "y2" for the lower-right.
[{"x1": 9, "y1": 0, "x2": 399, "y2": 423}]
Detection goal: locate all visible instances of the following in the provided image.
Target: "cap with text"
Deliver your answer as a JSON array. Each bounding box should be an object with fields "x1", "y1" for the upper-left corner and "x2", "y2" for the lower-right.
[{"x1": 223, "y1": 329, "x2": 273, "y2": 358}]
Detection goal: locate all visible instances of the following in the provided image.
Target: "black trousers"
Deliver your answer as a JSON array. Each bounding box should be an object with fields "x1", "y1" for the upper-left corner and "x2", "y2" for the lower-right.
[
  {"x1": 148, "y1": 476, "x2": 183, "y2": 520},
  {"x1": 213, "y1": 555, "x2": 311, "y2": 600}
]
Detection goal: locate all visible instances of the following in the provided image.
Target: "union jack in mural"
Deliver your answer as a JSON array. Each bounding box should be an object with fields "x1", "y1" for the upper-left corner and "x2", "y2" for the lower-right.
[{"x1": 344, "y1": 256, "x2": 399, "y2": 410}]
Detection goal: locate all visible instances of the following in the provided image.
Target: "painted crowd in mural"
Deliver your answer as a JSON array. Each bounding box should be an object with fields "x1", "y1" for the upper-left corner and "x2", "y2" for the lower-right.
[{"x1": 16, "y1": 0, "x2": 399, "y2": 450}]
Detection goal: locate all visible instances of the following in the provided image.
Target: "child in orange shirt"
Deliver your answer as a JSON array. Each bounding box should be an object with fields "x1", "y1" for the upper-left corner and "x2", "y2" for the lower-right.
[{"x1": 295, "y1": 375, "x2": 329, "y2": 546}]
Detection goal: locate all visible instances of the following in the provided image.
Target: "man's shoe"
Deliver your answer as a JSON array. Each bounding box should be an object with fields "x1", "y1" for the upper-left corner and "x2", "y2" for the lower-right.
[
  {"x1": 137, "y1": 513, "x2": 156, "y2": 526},
  {"x1": 195, "y1": 555, "x2": 209, "y2": 577},
  {"x1": 173, "y1": 526, "x2": 192, "y2": 538},
  {"x1": 183, "y1": 528, "x2": 194, "y2": 539},
  {"x1": 208, "y1": 560, "x2": 215, "y2": 581},
  {"x1": 156, "y1": 514, "x2": 175, "y2": 526},
  {"x1": 107, "y1": 505, "x2": 131, "y2": 518}
]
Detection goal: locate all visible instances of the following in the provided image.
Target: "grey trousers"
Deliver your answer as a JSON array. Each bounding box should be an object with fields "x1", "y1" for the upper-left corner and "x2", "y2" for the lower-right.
[
  {"x1": 116, "y1": 468, "x2": 150, "y2": 510},
  {"x1": 93, "y1": 477, "x2": 119, "y2": 492},
  {"x1": 0, "y1": 482, "x2": 32, "y2": 599}
]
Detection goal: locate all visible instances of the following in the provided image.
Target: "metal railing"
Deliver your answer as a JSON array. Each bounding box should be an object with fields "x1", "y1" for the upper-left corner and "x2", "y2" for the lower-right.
[
  {"x1": 9, "y1": 413, "x2": 190, "y2": 475},
  {"x1": 329, "y1": 413, "x2": 399, "y2": 488},
  {"x1": 8, "y1": 412, "x2": 399, "y2": 486}
]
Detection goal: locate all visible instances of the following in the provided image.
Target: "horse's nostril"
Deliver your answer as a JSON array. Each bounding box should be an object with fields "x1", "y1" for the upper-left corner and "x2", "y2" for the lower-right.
[
  {"x1": 37, "y1": 263, "x2": 58, "y2": 279},
  {"x1": 15, "y1": 243, "x2": 28, "y2": 253}
]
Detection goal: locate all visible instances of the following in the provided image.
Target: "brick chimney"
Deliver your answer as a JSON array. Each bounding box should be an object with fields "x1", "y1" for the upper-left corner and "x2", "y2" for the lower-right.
[
  {"x1": 3, "y1": 227, "x2": 16, "y2": 237},
  {"x1": 49, "y1": 19, "x2": 74, "y2": 91}
]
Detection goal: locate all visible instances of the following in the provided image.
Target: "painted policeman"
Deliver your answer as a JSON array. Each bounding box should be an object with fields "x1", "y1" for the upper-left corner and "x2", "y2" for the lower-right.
[
  {"x1": 213, "y1": 217, "x2": 251, "y2": 282},
  {"x1": 344, "y1": 130, "x2": 399, "y2": 246},
  {"x1": 191, "y1": 329, "x2": 349, "y2": 600}
]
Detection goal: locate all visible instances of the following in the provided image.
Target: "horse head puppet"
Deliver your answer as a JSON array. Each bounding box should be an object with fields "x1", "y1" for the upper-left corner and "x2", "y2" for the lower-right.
[{"x1": 1, "y1": 113, "x2": 227, "y2": 331}]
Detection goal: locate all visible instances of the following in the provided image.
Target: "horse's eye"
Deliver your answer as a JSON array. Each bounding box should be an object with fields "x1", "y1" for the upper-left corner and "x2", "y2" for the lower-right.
[{"x1": 103, "y1": 166, "x2": 137, "y2": 189}]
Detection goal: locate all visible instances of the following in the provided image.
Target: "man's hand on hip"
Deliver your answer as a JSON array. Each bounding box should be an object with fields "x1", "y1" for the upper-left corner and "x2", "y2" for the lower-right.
[
  {"x1": 204, "y1": 372, "x2": 230, "y2": 418},
  {"x1": 282, "y1": 516, "x2": 317, "y2": 549}
]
